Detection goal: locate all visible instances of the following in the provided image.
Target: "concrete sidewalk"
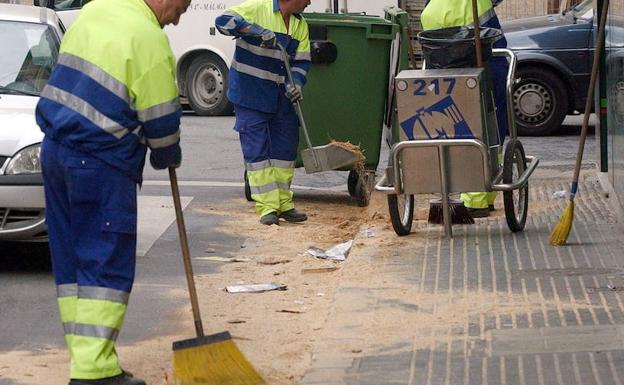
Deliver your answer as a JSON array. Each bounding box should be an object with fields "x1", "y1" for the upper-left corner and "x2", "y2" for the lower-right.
[{"x1": 302, "y1": 167, "x2": 624, "y2": 385}]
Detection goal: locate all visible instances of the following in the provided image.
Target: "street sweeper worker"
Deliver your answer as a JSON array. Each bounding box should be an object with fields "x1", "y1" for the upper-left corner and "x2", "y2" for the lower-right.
[
  {"x1": 421, "y1": 0, "x2": 508, "y2": 218},
  {"x1": 216, "y1": 0, "x2": 312, "y2": 226},
  {"x1": 35, "y1": 0, "x2": 190, "y2": 382}
]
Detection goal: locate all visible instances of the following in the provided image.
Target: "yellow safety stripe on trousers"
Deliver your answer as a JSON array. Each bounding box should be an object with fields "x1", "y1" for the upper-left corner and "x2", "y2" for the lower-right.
[
  {"x1": 70, "y1": 334, "x2": 121, "y2": 380},
  {"x1": 57, "y1": 284, "x2": 78, "y2": 325},
  {"x1": 460, "y1": 192, "x2": 497, "y2": 209},
  {"x1": 74, "y1": 298, "x2": 127, "y2": 330}
]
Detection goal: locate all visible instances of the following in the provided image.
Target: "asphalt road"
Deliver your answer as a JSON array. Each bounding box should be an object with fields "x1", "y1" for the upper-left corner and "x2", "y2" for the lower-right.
[{"x1": 0, "y1": 113, "x2": 596, "y2": 353}]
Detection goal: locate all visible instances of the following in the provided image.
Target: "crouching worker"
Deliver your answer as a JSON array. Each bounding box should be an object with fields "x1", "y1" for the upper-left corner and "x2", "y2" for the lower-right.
[
  {"x1": 216, "y1": 0, "x2": 312, "y2": 225},
  {"x1": 35, "y1": 0, "x2": 190, "y2": 382},
  {"x1": 422, "y1": 0, "x2": 509, "y2": 218}
]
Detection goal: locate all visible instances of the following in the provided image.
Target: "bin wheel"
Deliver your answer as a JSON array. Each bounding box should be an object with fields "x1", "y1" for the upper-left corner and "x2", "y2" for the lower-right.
[
  {"x1": 244, "y1": 171, "x2": 253, "y2": 202},
  {"x1": 503, "y1": 139, "x2": 529, "y2": 232},
  {"x1": 353, "y1": 170, "x2": 373, "y2": 207},
  {"x1": 388, "y1": 194, "x2": 414, "y2": 236},
  {"x1": 347, "y1": 170, "x2": 358, "y2": 197}
]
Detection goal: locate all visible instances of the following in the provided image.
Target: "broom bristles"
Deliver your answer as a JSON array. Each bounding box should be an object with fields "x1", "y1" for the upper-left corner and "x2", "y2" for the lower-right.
[
  {"x1": 173, "y1": 338, "x2": 266, "y2": 385},
  {"x1": 549, "y1": 200, "x2": 574, "y2": 246}
]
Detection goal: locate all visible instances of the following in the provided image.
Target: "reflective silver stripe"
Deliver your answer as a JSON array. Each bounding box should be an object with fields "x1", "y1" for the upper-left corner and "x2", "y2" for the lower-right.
[
  {"x1": 231, "y1": 60, "x2": 285, "y2": 84},
  {"x1": 474, "y1": 8, "x2": 496, "y2": 26},
  {"x1": 294, "y1": 51, "x2": 311, "y2": 61},
  {"x1": 63, "y1": 322, "x2": 74, "y2": 335},
  {"x1": 147, "y1": 130, "x2": 180, "y2": 149},
  {"x1": 41, "y1": 85, "x2": 130, "y2": 139},
  {"x1": 137, "y1": 99, "x2": 181, "y2": 122},
  {"x1": 236, "y1": 39, "x2": 283, "y2": 60},
  {"x1": 291, "y1": 67, "x2": 307, "y2": 78},
  {"x1": 271, "y1": 159, "x2": 295, "y2": 168},
  {"x1": 72, "y1": 322, "x2": 119, "y2": 341},
  {"x1": 57, "y1": 53, "x2": 131, "y2": 104},
  {"x1": 246, "y1": 160, "x2": 271, "y2": 172},
  {"x1": 250, "y1": 182, "x2": 290, "y2": 195},
  {"x1": 57, "y1": 284, "x2": 77, "y2": 298},
  {"x1": 78, "y1": 286, "x2": 129, "y2": 305},
  {"x1": 221, "y1": 12, "x2": 239, "y2": 32}
]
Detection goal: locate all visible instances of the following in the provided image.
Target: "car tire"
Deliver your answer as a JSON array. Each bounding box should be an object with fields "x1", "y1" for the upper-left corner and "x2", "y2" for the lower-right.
[
  {"x1": 513, "y1": 66, "x2": 569, "y2": 136},
  {"x1": 186, "y1": 54, "x2": 233, "y2": 116}
]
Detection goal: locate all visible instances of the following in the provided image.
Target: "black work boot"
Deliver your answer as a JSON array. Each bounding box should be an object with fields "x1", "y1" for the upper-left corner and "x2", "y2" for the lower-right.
[
  {"x1": 488, "y1": 204, "x2": 495, "y2": 211},
  {"x1": 279, "y1": 208, "x2": 308, "y2": 222},
  {"x1": 69, "y1": 371, "x2": 146, "y2": 385},
  {"x1": 260, "y1": 212, "x2": 279, "y2": 225},
  {"x1": 466, "y1": 207, "x2": 490, "y2": 218}
]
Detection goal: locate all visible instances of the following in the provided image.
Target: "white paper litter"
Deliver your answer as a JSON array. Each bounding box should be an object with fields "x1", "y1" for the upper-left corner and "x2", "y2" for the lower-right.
[
  {"x1": 225, "y1": 283, "x2": 287, "y2": 293},
  {"x1": 306, "y1": 240, "x2": 354, "y2": 261},
  {"x1": 552, "y1": 190, "x2": 566, "y2": 199},
  {"x1": 359, "y1": 228, "x2": 377, "y2": 238}
]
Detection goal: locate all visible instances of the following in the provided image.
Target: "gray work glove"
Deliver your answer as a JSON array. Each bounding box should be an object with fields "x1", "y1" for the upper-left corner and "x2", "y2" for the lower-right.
[
  {"x1": 285, "y1": 83, "x2": 303, "y2": 103},
  {"x1": 247, "y1": 23, "x2": 276, "y2": 48}
]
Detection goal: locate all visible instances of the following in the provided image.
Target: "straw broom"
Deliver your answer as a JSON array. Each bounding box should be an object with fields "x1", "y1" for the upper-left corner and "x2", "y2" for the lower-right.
[
  {"x1": 168, "y1": 167, "x2": 266, "y2": 385},
  {"x1": 550, "y1": 0, "x2": 609, "y2": 246}
]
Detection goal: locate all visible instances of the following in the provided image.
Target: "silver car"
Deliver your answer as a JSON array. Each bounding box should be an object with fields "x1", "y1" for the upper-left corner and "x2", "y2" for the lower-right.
[{"x1": 0, "y1": 4, "x2": 63, "y2": 241}]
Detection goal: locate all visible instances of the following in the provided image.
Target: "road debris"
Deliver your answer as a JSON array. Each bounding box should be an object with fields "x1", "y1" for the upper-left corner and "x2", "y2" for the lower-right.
[
  {"x1": 306, "y1": 240, "x2": 354, "y2": 261},
  {"x1": 301, "y1": 267, "x2": 340, "y2": 274},
  {"x1": 358, "y1": 228, "x2": 377, "y2": 238},
  {"x1": 552, "y1": 190, "x2": 566, "y2": 199},
  {"x1": 225, "y1": 283, "x2": 287, "y2": 293},
  {"x1": 196, "y1": 256, "x2": 251, "y2": 263},
  {"x1": 227, "y1": 319, "x2": 247, "y2": 324},
  {"x1": 276, "y1": 309, "x2": 305, "y2": 314},
  {"x1": 257, "y1": 258, "x2": 292, "y2": 265}
]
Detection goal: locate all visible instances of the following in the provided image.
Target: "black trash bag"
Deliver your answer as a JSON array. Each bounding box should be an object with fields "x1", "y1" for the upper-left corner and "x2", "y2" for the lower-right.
[{"x1": 417, "y1": 26, "x2": 502, "y2": 69}]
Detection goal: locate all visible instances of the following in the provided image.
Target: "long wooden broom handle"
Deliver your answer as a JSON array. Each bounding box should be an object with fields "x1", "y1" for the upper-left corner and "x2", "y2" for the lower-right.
[
  {"x1": 472, "y1": 0, "x2": 483, "y2": 68},
  {"x1": 169, "y1": 167, "x2": 205, "y2": 338},
  {"x1": 573, "y1": 0, "x2": 609, "y2": 186}
]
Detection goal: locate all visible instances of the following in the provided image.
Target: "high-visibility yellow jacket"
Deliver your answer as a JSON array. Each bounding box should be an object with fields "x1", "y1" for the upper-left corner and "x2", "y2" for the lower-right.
[
  {"x1": 36, "y1": 0, "x2": 182, "y2": 183},
  {"x1": 216, "y1": 0, "x2": 311, "y2": 113},
  {"x1": 421, "y1": 0, "x2": 507, "y2": 48}
]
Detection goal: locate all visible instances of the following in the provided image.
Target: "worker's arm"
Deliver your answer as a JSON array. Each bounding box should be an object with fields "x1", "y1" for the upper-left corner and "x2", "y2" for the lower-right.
[
  {"x1": 215, "y1": 10, "x2": 276, "y2": 47},
  {"x1": 289, "y1": 18, "x2": 311, "y2": 88},
  {"x1": 132, "y1": 59, "x2": 182, "y2": 169}
]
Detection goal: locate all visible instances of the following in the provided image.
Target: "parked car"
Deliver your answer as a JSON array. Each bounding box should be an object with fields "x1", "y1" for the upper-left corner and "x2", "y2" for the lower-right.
[
  {"x1": 0, "y1": 3, "x2": 63, "y2": 241},
  {"x1": 502, "y1": 0, "x2": 593, "y2": 136}
]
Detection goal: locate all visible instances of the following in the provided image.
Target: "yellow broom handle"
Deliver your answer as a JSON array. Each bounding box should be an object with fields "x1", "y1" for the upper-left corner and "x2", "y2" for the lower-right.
[
  {"x1": 169, "y1": 167, "x2": 205, "y2": 338},
  {"x1": 472, "y1": 0, "x2": 483, "y2": 68},
  {"x1": 573, "y1": 0, "x2": 609, "y2": 185}
]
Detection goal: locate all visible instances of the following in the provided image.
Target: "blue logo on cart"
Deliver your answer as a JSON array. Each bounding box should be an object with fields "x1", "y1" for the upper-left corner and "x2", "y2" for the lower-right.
[{"x1": 400, "y1": 95, "x2": 475, "y2": 140}]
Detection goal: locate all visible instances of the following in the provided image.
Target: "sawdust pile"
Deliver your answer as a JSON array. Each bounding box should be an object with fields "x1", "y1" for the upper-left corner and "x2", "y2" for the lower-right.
[{"x1": 329, "y1": 140, "x2": 365, "y2": 172}]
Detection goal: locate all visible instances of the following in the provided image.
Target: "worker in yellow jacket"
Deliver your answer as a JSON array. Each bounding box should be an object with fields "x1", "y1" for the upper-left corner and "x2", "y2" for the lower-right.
[
  {"x1": 422, "y1": 0, "x2": 508, "y2": 218},
  {"x1": 36, "y1": 0, "x2": 190, "y2": 383}
]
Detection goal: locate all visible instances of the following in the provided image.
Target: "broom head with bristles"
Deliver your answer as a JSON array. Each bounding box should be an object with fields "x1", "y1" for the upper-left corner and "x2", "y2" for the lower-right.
[
  {"x1": 428, "y1": 199, "x2": 475, "y2": 225},
  {"x1": 172, "y1": 331, "x2": 267, "y2": 385},
  {"x1": 549, "y1": 200, "x2": 574, "y2": 246}
]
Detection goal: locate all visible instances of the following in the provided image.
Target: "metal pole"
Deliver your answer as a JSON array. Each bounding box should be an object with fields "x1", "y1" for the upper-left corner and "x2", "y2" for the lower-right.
[{"x1": 438, "y1": 146, "x2": 452, "y2": 238}]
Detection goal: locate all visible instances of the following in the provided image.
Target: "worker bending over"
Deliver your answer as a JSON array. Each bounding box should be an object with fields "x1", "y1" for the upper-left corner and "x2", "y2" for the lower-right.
[
  {"x1": 422, "y1": 0, "x2": 508, "y2": 218},
  {"x1": 216, "y1": 0, "x2": 312, "y2": 225},
  {"x1": 35, "y1": 0, "x2": 190, "y2": 382}
]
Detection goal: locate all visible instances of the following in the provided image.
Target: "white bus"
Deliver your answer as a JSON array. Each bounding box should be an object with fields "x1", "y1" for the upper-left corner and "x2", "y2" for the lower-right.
[{"x1": 47, "y1": 0, "x2": 398, "y2": 115}]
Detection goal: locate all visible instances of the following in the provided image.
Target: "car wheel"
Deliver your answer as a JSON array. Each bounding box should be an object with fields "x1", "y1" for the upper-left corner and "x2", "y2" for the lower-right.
[
  {"x1": 186, "y1": 54, "x2": 233, "y2": 116},
  {"x1": 513, "y1": 66, "x2": 568, "y2": 136}
]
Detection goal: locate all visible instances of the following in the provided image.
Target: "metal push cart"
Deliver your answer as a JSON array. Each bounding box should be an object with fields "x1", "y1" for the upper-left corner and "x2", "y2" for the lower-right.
[{"x1": 375, "y1": 48, "x2": 539, "y2": 237}]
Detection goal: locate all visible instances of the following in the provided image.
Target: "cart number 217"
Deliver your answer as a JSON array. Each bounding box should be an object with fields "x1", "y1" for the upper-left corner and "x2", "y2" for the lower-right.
[{"x1": 413, "y1": 78, "x2": 456, "y2": 96}]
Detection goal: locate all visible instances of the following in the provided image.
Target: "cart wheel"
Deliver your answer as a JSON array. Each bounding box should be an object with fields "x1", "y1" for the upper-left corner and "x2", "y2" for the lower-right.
[
  {"x1": 347, "y1": 170, "x2": 358, "y2": 197},
  {"x1": 503, "y1": 139, "x2": 529, "y2": 232},
  {"x1": 388, "y1": 194, "x2": 414, "y2": 236},
  {"x1": 353, "y1": 170, "x2": 373, "y2": 207},
  {"x1": 244, "y1": 171, "x2": 253, "y2": 202}
]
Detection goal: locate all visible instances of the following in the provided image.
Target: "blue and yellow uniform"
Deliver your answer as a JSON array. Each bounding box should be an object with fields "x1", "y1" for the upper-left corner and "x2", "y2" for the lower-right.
[
  {"x1": 216, "y1": 0, "x2": 311, "y2": 218},
  {"x1": 35, "y1": 0, "x2": 181, "y2": 379},
  {"x1": 422, "y1": 0, "x2": 508, "y2": 212}
]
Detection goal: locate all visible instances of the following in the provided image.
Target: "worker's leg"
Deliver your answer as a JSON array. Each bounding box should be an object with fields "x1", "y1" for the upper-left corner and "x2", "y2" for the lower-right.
[
  {"x1": 235, "y1": 104, "x2": 281, "y2": 218},
  {"x1": 60, "y1": 146, "x2": 137, "y2": 380},
  {"x1": 41, "y1": 138, "x2": 78, "y2": 361},
  {"x1": 489, "y1": 57, "x2": 510, "y2": 142},
  {"x1": 269, "y1": 93, "x2": 300, "y2": 215}
]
